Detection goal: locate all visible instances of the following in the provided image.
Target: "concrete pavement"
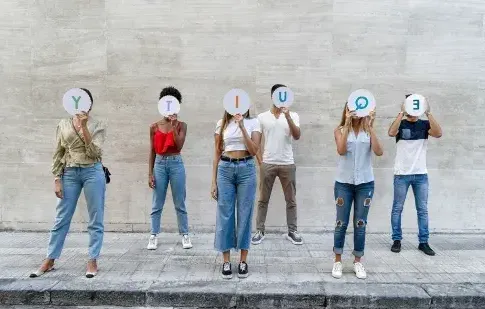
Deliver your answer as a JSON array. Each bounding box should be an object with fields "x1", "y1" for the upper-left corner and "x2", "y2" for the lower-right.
[{"x1": 1, "y1": 232, "x2": 485, "y2": 308}]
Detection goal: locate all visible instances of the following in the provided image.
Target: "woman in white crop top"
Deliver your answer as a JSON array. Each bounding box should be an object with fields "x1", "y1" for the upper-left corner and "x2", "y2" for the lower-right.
[{"x1": 211, "y1": 110, "x2": 261, "y2": 279}]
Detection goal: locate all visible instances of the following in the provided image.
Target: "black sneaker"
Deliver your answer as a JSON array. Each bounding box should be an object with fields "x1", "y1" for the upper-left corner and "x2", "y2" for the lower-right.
[
  {"x1": 238, "y1": 261, "x2": 249, "y2": 278},
  {"x1": 286, "y1": 231, "x2": 303, "y2": 245},
  {"x1": 391, "y1": 240, "x2": 401, "y2": 253},
  {"x1": 221, "y1": 262, "x2": 232, "y2": 279},
  {"x1": 251, "y1": 231, "x2": 265, "y2": 245},
  {"x1": 418, "y1": 243, "x2": 436, "y2": 256}
]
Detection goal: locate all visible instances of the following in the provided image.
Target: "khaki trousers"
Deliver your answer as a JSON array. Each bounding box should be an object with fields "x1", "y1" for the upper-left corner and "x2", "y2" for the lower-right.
[{"x1": 256, "y1": 163, "x2": 297, "y2": 233}]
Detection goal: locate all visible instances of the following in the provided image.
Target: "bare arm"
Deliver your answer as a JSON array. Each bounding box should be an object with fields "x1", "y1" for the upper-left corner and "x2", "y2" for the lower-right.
[
  {"x1": 256, "y1": 134, "x2": 264, "y2": 165},
  {"x1": 285, "y1": 114, "x2": 301, "y2": 140},
  {"x1": 369, "y1": 128, "x2": 384, "y2": 156},
  {"x1": 388, "y1": 112, "x2": 404, "y2": 137},
  {"x1": 212, "y1": 135, "x2": 223, "y2": 184},
  {"x1": 148, "y1": 124, "x2": 156, "y2": 176},
  {"x1": 334, "y1": 127, "x2": 349, "y2": 155},
  {"x1": 426, "y1": 113, "x2": 442, "y2": 138},
  {"x1": 172, "y1": 122, "x2": 188, "y2": 150},
  {"x1": 239, "y1": 124, "x2": 260, "y2": 156}
]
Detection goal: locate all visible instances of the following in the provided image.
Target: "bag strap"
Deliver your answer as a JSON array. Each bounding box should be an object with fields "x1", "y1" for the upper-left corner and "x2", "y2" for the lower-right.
[{"x1": 70, "y1": 118, "x2": 85, "y2": 145}]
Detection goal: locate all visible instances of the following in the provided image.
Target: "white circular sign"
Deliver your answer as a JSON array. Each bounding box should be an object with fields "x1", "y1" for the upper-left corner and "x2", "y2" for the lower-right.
[
  {"x1": 62, "y1": 88, "x2": 92, "y2": 116},
  {"x1": 272, "y1": 86, "x2": 294, "y2": 108},
  {"x1": 405, "y1": 94, "x2": 427, "y2": 116},
  {"x1": 223, "y1": 89, "x2": 251, "y2": 115},
  {"x1": 347, "y1": 89, "x2": 376, "y2": 117},
  {"x1": 158, "y1": 95, "x2": 181, "y2": 117}
]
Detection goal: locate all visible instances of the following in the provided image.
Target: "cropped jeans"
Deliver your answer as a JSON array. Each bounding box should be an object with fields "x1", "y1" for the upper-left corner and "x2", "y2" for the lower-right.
[
  {"x1": 150, "y1": 154, "x2": 189, "y2": 235},
  {"x1": 47, "y1": 163, "x2": 106, "y2": 260},
  {"x1": 333, "y1": 181, "x2": 374, "y2": 258},
  {"x1": 391, "y1": 174, "x2": 429, "y2": 243},
  {"x1": 214, "y1": 158, "x2": 257, "y2": 252}
]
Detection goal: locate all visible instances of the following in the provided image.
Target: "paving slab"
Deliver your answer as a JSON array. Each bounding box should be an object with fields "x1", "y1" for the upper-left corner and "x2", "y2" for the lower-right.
[{"x1": 0, "y1": 232, "x2": 485, "y2": 308}]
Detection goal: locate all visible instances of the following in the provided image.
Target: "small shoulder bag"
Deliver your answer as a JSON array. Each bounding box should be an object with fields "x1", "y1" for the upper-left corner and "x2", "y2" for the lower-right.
[{"x1": 71, "y1": 119, "x2": 111, "y2": 184}]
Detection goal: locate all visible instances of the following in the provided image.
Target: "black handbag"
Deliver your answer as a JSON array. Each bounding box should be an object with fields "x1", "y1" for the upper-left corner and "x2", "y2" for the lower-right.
[{"x1": 71, "y1": 119, "x2": 111, "y2": 184}]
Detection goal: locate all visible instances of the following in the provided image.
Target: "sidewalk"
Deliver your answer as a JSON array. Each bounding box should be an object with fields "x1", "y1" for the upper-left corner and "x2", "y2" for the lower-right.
[{"x1": 1, "y1": 232, "x2": 485, "y2": 308}]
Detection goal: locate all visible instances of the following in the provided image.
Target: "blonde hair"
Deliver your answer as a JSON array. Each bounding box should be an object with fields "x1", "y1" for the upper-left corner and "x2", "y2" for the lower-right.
[{"x1": 338, "y1": 102, "x2": 368, "y2": 133}]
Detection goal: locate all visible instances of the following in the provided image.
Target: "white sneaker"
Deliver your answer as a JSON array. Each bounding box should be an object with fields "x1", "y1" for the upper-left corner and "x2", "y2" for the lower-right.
[
  {"x1": 182, "y1": 234, "x2": 193, "y2": 249},
  {"x1": 147, "y1": 235, "x2": 158, "y2": 250},
  {"x1": 353, "y1": 262, "x2": 367, "y2": 279},
  {"x1": 332, "y1": 261, "x2": 343, "y2": 279}
]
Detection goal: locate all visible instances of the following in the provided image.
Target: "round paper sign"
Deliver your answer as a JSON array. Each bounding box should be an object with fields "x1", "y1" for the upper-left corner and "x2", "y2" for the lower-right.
[
  {"x1": 62, "y1": 88, "x2": 92, "y2": 116},
  {"x1": 223, "y1": 89, "x2": 251, "y2": 115},
  {"x1": 272, "y1": 86, "x2": 294, "y2": 108},
  {"x1": 158, "y1": 95, "x2": 181, "y2": 117},
  {"x1": 347, "y1": 89, "x2": 376, "y2": 117},
  {"x1": 405, "y1": 94, "x2": 427, "y2": 116}
]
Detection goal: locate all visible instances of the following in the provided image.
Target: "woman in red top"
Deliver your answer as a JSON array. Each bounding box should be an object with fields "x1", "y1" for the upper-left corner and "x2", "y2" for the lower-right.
[{"x1": 147, "y1": 86, "x2": 192, "y2": 250}]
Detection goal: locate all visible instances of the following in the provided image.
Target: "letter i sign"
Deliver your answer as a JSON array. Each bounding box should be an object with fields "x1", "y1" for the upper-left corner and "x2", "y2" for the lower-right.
[
  {"x1": 223, "y1": 89, "x2": 251, "y2": 115},
  {"x1": 158, "y1": 95, "x2": 180, "y2": 117}
]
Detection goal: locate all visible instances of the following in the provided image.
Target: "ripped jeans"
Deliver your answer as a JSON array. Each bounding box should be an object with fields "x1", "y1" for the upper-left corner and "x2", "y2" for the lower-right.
[{"x1": 333, "y1": 181, "x2": 374, "y2": 258}]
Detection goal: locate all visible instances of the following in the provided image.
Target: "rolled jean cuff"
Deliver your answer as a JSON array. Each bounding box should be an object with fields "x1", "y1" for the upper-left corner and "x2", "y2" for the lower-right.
[
  {"x1": 333, "y1": 247, "x2": 344, "y2": 255},
  {"x1": 353, "y1": 250, "x2": 364, "y2": 258}
]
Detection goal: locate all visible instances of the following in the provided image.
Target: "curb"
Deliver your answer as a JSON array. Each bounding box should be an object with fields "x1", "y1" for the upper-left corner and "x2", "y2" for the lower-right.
[{"x1": 1, "y1": 279, "x2": 485, "y2": 308}]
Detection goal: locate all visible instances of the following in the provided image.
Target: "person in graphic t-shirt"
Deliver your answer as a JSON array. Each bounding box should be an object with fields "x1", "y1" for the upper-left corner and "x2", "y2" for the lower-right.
[
  {"x1": 388, "y1": 94, "x2": 442, "y2": 256},
  {"x1": 251, "y1": 84, "x2": 302, "y2": 246}
]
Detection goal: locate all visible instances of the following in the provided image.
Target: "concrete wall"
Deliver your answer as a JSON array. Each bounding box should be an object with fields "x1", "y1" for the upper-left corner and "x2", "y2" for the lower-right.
[{"x1": 1, "y1": 0, "x2": 484, "y2": 235}]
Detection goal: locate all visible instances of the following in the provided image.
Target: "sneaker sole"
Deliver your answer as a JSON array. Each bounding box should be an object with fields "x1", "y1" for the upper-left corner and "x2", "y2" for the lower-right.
[
  {"x1": 238, "y1": 273, "x2": 249, "y2": 279},
  {"x1": 147, "y1": 247, "x2": 157, "y2": 250},
  {"x1": 251, "y1": 236, "x2": 265, "y2": 245},
  {"x1": 182, "y1": 244, "x2": 193, "y2": 249},
  {"x1": 332, "y1": 273, "x2": 342, "y2": 279},
  {"x1": 391, "y1": 248, "x2": 401, "y2": 253},
  {"x1": 285, "y1": 234, "x2": 303, "y2": 245},
  {"x1": 222, "y1": 274, "x2": 233, "y2": 279},
  {"x1": 419, "y1": 249, "x2": 436, "y2": 256}
]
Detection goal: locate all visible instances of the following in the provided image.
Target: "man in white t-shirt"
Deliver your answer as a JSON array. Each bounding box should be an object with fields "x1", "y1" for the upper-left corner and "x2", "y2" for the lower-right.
[{"x1": 251, "y1": 84, "x2": 302, "y2": 245}]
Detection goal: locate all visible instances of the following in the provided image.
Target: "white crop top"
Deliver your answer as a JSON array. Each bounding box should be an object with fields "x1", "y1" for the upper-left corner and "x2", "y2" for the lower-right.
[{"x1": 214, "y1": 118, "x2": 261, "y2": 151}]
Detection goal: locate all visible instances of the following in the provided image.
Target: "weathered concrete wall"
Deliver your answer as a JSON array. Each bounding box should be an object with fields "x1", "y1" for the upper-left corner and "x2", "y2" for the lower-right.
[{"x1": 1, "y1": 0, "x2": 484, "y2": 235}]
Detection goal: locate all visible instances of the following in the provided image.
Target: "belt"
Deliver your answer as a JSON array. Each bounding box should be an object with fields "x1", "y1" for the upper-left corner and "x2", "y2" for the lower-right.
[{"x1": 220, "y1": 155, "x2": 253, "y2": 162}]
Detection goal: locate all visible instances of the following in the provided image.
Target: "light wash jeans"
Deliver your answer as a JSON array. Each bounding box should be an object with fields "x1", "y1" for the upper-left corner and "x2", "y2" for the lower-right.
[
  {"x1": 150, "y1": 154, "x2": 189, "y2": 235},
  {"x1": 214, "y1": 158, "x2": 256, "y2": 252},
  {"x1": 391, "y1": 174, "x2": 429, "y2": 243},
  {"x1": 333, "y1": 181, "x2": 374, "y2": 258},
  {"x1": 47, "y1": 163, "x2": 106, "y2": 260}
]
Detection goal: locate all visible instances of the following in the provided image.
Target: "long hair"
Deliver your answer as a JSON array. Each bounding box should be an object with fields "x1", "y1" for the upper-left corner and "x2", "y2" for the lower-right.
[
  {"x1": 338, "y1": 102, "x2": 366, "y2": 133},
  {"x1": 217, "y1": 110, "x2": 251, "y2": 151}
]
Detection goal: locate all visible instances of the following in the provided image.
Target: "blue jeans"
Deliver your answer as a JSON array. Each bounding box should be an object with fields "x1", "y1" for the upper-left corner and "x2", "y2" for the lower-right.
[
  {"x1": 150, "y1": 155, "x2": 189, "y2": 235},
  {"x1": 47, "y1": 163, "x2": 106, "y2": 260},
  {"x1": 214, "y1": 158, "x2": 256, "y2": 252},
  {"x1": 391, "y1": 174, "x2": 429, "y2": 243},
  {"x1": 333, "y1": 181, "x2": 374, "y2": 258}
]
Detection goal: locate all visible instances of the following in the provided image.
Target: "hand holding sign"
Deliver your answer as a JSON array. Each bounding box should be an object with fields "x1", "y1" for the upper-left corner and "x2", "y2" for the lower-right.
[
  {"x1": 77, "y1": 112, "x2": 89, "y2": 127},
  {"x1": 272, "y1": 86, "x2": 294, "y2": 108},
  {"x1": 234, "y1": 113, "x2": 244, "y2": 128},
  {"x1": 158, "y1": 95, "x2": 181, "y2": 117},
  {"x1": 405, "y1": 94, "x2": 427, "y2": 117},
  {"x1": 223, "y1": 89, "x2": 251, "y2": 115},
  {"x1": 63, "y1": 88, "x2": 92, "y2": 116},
  {"x1": 347, "y1": 89, "x2": 376, "y2": 117}
]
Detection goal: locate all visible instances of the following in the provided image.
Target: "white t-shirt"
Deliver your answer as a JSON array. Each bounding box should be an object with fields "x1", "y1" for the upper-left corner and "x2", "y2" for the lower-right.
[
  {"x1": 257, "y1": 110, "x2": 300, "y2": 165},
  {"x1": 215, "y1": 118, "x2": 261, "y2": 152},
  {"x1": 394, "y1": 119, "x2": 430, "y2": 175}
]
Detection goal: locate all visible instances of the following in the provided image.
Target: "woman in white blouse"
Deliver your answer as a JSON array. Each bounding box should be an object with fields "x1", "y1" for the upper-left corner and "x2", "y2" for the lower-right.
[{"x1": 211, "y1": 110, "x2": 261, "y2": 279}]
